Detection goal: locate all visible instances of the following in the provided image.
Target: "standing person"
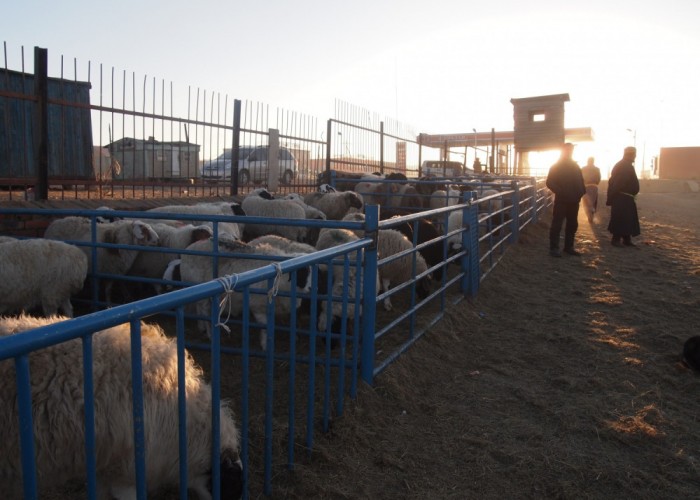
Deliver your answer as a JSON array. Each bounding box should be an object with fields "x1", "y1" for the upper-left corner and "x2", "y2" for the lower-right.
[
  {"x1": 606, "y1": 146, "x2": 640, "y2": 247},
  {"x1": 581, "y1": 156, "x2": 602, "y2": 223},
  {"x1": 546, "y1": 143, "x2": 586, "y2": 257}
]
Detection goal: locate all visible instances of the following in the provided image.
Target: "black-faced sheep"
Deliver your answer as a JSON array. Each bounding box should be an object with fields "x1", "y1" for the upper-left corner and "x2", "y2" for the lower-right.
[
  {"x1": 0, "y1": 239, "x2": 88, "y2": 317},
  {"x1": 314, "y1": 228, "x2": 364, "y2": 332},
  {"x1": 384, "y1": 216, "x2": 445, "y2": 281},
  {"x1": 179, "y1": 237, "x2": 312, "y2": 350},
  {"x1": 302, "y1": 191, "x2": 364, "y2": 220},
  {"x1": 0, "y1": 314, "x2": 242, "y2": 499},
  {"x1": 44, "y1": 217, "x2": 159, "y2": 304},
  {"x1": 127, "y1": 223, "x2": 214, "y2": 296},
  {"x1": 353, "y1": 175, "x2": 394, "y2": 207},
  {"x1": 147, "y1": 201, "x2": 246, "y2": 240}
]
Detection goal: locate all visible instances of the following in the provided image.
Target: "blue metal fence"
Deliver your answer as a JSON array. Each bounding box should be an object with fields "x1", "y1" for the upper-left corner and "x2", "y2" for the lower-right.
[{"x1": 0, "y1": 178, "x2": 552, "y2": 498}]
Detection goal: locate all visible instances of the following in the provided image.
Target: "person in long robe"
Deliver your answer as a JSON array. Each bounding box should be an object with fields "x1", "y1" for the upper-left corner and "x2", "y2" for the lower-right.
[
  {"x1": 581, "y1": 157, "x2": 601, "y2": 223},
  {"x1": 606, "y1": 147, "x2": 641, "y2": 246}
]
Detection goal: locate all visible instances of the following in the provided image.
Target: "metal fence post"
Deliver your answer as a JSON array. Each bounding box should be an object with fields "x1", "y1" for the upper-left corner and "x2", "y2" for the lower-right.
[
  {"x1": 360, "y1": 204, "x2": 379, "y2": 385},
  {"x1": 460, "y1": 192, "x2": 480, "y2": 296},
  {"x1": 33, "y1": 47, "x2": 49, "y2": 200},
  {"x1": 510, "y1": 180, "x2": 520, "y2": 243},
  {"x1": 230, "y1": 99, "x2": 241, "y2": 197},
  {"x1": 267, "y1": 128, "x2": 280, "y2": 192},
  {"x1": 530, "y1": 177, "x2": 538, "y2": 224},
  {"x1": 325, "y1": 119, "x2": 332, "y2": 178},
  {"x1": 379, "y1": 121, "x2": 384, "y2": 175}
]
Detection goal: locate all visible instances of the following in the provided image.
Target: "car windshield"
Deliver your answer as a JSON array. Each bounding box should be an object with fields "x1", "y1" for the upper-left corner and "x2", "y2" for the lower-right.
[{"x1": 212, "y1": 147, "x2": 254, "y2": 162}]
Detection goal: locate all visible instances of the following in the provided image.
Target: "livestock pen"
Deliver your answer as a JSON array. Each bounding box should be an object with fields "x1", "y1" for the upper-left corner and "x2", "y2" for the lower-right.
[{"x1": 0, "y1": 178, "x2": 552, "y2": 498}]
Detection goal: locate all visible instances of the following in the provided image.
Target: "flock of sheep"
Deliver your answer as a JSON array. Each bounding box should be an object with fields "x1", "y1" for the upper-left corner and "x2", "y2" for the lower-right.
[{"x1": 0, "y1": 171, "x2": 508, "y2": 498}]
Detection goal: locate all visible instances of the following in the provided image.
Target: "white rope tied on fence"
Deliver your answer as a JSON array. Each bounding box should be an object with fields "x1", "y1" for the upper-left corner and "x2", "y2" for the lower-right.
[
  {"x1": 215, "y1": 274, "x2": 239, "y2": 333},
  {"x1": 268, "y1": 263, "x2": 284, "y2": 303}
]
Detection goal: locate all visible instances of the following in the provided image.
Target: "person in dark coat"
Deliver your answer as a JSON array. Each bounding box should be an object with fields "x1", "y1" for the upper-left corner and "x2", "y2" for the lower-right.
[
  {"x1": 606, "y1": 146, "x2": 641, "y2": 246},
  {"x1": 546, "y1": 143, "x2": 586, "y2": 257}
]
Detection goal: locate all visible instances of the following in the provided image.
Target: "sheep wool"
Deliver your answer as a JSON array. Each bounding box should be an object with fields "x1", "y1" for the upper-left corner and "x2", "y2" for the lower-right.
[
  {"x1": 315, "y1": 228, "x2": 368, "y2": 331},
  {"x1": 44, "y1": 217, "x2": 159, "y2": 304},
  {"x1": 147, "y1": 201, "x2": 245, "y2": 240},
  {"x1": 127, "y1": 222, "x2": 213, "y2": 285},
  {"x1": 0, "y1": 239, "x2": 87, "y2": 317},
  {"x1": 303, "y1": 191, "x2": 364, "y2": 220},
  {"x1": 377, "y1": 229, "x2": 430, "y2": 311},
  {"x1": 0, "y1": 315, "x2": 242, "y2": 499},
  {"x1": 180, "y1": 238, "x2": 312, "y2": 350},
  {"x1": 241, "y1": 189, "x2": 308, "y2": 243}
]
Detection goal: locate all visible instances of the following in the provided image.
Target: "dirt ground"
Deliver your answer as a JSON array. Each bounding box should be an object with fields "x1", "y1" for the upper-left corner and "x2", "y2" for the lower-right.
[
  {"x1": 29, "y1": 187, "x2": 700, "y2": 499},
  {"x1": 269, "y1": 190, "x2": 700, "y2": 499}
]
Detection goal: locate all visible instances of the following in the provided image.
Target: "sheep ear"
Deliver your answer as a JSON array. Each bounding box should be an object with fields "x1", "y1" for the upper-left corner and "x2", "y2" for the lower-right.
[
  {"x1": 231, "y1": 203, "x2": 246, "y2": 216},
  {"x1": 133, "y1": 221, "x2": 157, "y2": 245},
  {"x1": 350, "y1": 192, "x2": 363, "y2": 209},
  {"x1": 259, "y1": 189, "x2": 273, "y2": 200},
  {"x1": 192, "y1": 226, "x2": 213, "y2": 242}
]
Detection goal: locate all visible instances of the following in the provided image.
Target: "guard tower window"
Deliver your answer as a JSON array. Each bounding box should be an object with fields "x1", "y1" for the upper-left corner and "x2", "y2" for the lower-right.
[{"x1": 530, "y1": 111, "x2": 546, "y2": 122}]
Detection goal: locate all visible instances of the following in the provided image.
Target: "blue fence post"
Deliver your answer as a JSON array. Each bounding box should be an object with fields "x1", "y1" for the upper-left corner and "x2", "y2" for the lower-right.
[
  {"x1": 16, "y1": 355, "x2": 38, "y2": 500},
  {"x1": 459, "y1": 192, "x2": 480, "y2": 296},
  {"x1": 510, "y1": 180, "x2": 520, "y2": 244},
  {"x1": 530, "y1": 177, "x2": 538, "y2": 224},
  {"x1": 360, "y1": 204, "x2": 379, "y2": 385}
]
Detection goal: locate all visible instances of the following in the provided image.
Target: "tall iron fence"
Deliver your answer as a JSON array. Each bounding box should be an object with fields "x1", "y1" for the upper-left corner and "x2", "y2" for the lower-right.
[{"x1": 0, "y1": 44, "x2": 502, "y2": 203}]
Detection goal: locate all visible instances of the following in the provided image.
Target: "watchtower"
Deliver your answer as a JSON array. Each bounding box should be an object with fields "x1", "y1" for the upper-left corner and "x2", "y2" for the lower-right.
[{"x1": 510, "y1": 93, "x2": 569, "y2": 175}]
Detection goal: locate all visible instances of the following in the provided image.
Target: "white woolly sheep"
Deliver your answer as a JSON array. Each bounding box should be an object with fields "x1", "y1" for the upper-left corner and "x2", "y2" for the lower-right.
[
  {"x1": 446, "y1": 210, "x2": 469, "y2": 252},
  {"x1": 303, "y1": 191, "x2": 364, "y2": 220},
  {"x1": 0, "y1": 235, "x2": 18, "y2": 244},
  {"x1": 44, "y1": 217, "x2": 159, "y2": 304},
  {"x1": 241, "y1": 188, "x2": 308, "y2": 243},
  {"x1": 429, "y1": 188, "x2": 462, "y2": 210},
  {"x1": 377, "y1": 229, "x2": 431, "y2": 311},
  {"x1": 315, "y1": 227, "x2": 370, "y2": 332},
  {"x1": 147, "y1": 201, "x2": 245, "y2": 240},
  {"x1": 0, "y1": 239, "x2": 87, "y2": 317},
  {"x1": 341, "y1": 212, "x2": 367, "y2": 239},
  {"x1": 127, "y1": 222, "x2": 214, "y2": 295},
  {"x1": 282, "y1": 193, "x2": 327, "y2": 245},
  {"x1": 282, "y1": 193, "x2": 327, "y2": 220},
  {"x1": 180, "y1": 238, "x2": 312, "y2": 350},
  {"x1": 0, "y1": 314, "x2": 242, "y2": 499},
  {"x1": 247, "y1": 234, "x2": 317, "y2": 255}
]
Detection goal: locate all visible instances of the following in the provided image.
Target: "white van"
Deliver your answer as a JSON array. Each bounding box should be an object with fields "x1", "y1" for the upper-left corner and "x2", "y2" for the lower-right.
[
  {"x1": 421, "y1": 160, "x2": 469, "y2": 178},
  {"x1": 201, "y1": 145, "x2": 298, "y2": 185}
]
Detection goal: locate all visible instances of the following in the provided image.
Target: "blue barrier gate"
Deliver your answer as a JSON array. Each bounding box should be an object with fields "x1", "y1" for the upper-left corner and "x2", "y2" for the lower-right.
[{"x1": 0, "y1": 177, "x2": 552, "y2": 498}]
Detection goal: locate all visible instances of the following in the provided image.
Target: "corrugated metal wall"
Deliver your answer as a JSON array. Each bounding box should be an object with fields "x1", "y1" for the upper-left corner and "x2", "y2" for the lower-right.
[{"x1": 0, "y1": 69, "x2": 93, "y2": 181}]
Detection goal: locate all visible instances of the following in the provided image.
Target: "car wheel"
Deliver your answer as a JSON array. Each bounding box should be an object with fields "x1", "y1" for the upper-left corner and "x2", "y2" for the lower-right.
[
  {"x1": 281, "y1": 170, "x2": 294, "y2": 185},
  {"x1": 238, "y1": 169, "x2": 250, "y2": 185}
]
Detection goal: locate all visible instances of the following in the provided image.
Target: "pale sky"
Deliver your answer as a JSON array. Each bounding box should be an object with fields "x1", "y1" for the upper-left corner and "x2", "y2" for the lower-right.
[{"x1": 3, "y1": 0, "x2": 700, "y2": 173}]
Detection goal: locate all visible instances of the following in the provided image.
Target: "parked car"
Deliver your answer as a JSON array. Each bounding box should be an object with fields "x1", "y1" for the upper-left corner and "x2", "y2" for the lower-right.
[{"x1": 201, "y1": 145, "x2": 298, "y2": 184}]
